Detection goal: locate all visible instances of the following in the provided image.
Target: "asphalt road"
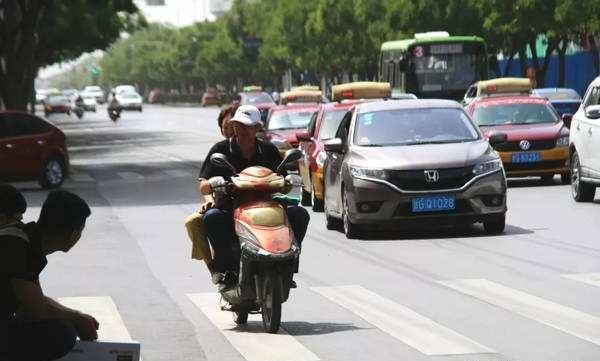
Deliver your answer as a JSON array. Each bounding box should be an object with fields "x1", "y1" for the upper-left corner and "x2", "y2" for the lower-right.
[{"x1": 11, "y1": 104, "x2": 600, "y2": 361}]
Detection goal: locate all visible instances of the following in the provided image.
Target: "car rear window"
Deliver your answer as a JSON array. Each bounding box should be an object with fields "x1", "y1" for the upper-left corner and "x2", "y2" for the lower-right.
[
  {"x1": 242, "y1": 93, "x2": 273, "y2": 104},
  {"x1": 354, "y1": 108, "x2": 479, "y2": 147},
  {"x1": 473, "y1": 103, "x2": 559, "y2": 126},
  {"x1": 268, "y1": 111, "x2": 315, "y2": 130}
]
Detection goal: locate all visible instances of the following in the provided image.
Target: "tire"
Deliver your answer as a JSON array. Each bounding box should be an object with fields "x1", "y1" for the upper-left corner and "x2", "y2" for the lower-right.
[
  {"x1": 261, "y1": 273, "x2": 282, "y2": 334},
  {"x1": 138, "y1": 107, "x2": 143, "y2": 112},
  {"x1": 571, "y1": 152, "x2": 596, "y2": 202},
  {"x1": 39, "y1": 157, "x2": 66, "y2": 189},
  {"x1": 301, "y1": 188, "x2": 311, "y2": 206},
  {"x1": 342, "y1": 189, "x2": 362, "y2": 239},
  {"x1": 311, "y1": 186, "x2": 324, "y2": 212},
  {"x1": 560, "y1": 173, "x2": 571, "y2": 185},
  {"x1": 233, "y1": 310, "x2": 248, "y2": 325},
  {"x1": 483, "y1": 214, "x2": 506, "y2": 234}
]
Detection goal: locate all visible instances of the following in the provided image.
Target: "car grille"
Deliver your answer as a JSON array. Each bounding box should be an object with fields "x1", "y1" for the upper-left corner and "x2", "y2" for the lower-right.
[
  {"x1": 394, "y1": 199, "x2": 473, "y2": 217},
  {"x1": 504, "y1": 160, "x2": 566, "y2": 172},
  {"x1": 387, "y1": 166, "x2": 475, "y2": 191},
  {"x1": 495, "y1": 139, "x2": 556, "y2": 151}
]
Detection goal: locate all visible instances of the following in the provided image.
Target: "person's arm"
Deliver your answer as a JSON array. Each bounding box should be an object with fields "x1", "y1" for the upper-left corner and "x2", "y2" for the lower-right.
[{"x1": 11, "y1": 279, "x2": 99, "y2": 340}]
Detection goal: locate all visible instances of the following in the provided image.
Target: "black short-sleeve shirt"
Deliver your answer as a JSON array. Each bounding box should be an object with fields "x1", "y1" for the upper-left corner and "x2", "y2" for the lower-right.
[
  {"x1": 198, "y1": 138, "x2": 286, "y2": 180},
  {"x1": 0, "y1": 222, "x2": 47, "y2": 322}
]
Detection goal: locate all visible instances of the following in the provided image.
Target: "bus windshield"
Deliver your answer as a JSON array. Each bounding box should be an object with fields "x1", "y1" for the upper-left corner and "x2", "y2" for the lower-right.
[{"x1": 410, "y1": 53, "x2": 479, "y2": 92}]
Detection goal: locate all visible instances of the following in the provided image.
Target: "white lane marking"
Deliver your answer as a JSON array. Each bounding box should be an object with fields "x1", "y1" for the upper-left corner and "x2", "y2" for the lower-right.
[
  {"x1": 59, "y1": 296, "x2": 133, "y2": 342},
  {"x1": 187, "y1": 293, "x2": 319, "y2": 361},
  {"x1": 563, "y1": 273, "x2": 600, "y2": 288},
  {"x1": 117, "y1": 172, "x2": 144, "y2": 180},
  {"x1": 311, "y1": 285, "x2": 494, "y2": 356},
  {"x1": 164, "y1": 169, "x2": 193, "y2": 178},
  {"x1": 70, "y1": 173, "x2": 95, "y2": 182},
  {"x1": 439, "y1": 279, "x2": 600, "y2": 346}
]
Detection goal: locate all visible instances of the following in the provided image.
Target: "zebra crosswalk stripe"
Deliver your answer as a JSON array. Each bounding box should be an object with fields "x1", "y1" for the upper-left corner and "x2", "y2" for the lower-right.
[
  {"x1": 187, "y1": 293, "x2": 320, "y2": 361},
  {"x1": 439, "y1": 278, "x2": 600, "y2": 347},
  {"x1": 311, "y1": 285, "x2": 495, "y2": 356},
  {"x1": 59, "y1": 296, "x2": 133, "y2": 342},
  {"x1": 562, "y1": 273, "x2": 600, "y2": 288}
]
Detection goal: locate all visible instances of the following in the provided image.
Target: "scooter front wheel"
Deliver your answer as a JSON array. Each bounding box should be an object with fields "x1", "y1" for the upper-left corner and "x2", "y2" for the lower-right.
[
  {"x1": 261, "y1": 273, "x2": 282, "y2": 333},
  {"x1": 233, "y1": 310, "x2": 248, "y2": 325}
]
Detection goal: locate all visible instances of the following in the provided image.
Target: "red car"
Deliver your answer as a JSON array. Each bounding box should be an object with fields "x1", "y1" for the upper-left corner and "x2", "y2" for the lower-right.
[
  {"x1": 264, "y1": 103, "x2": 319, "y2": 168},
  {"x1": 44, "y1": 94, "x2": 72, "y2": 116},
  {"x1": 466, "y1": 94, "x2": 571, "y2": 183},
  {"x1": 0, "y1": 111, "x2": 70, "y2": 188},
  {"x1": 201, "y1": 88, "x2": 222, "y2": 107},
  {"x1": 239, "y1": 92, "x2": 276, "y2": 123}
]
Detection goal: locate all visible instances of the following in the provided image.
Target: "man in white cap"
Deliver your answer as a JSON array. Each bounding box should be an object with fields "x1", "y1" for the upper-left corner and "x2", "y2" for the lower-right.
[{"x1": 197, "y1": 105, "x2": 309, "y2": 288}]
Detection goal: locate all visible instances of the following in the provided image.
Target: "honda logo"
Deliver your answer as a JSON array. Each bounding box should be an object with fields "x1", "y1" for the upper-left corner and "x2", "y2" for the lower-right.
[
  {"x1": 424, "y1": 170, "x2": 440, "y2": 183},
  {"x1": 519, "y1": 140, "x2": 531, "y2": 151}
]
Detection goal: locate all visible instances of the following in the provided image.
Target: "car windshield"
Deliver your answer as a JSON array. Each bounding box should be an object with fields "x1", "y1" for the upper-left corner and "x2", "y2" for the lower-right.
[
  {"x1": 534, "y1": 89, "x2": 581, "y2": 101},
  {"x1": 353, "y1": 108, "x2": 479, "y2": 147},
  {"x1": 85, "y1": 86, "x2": 101, "y2": 91},
  {"x1": 48, "y1": 95, "x2": 69, "y2": 103},
  {"x1": 268, "y1": 111, "x2": 315, "y2": 130},
  {"x1": 121, "y1": 92, "x2": 140, "y2": 99},
  {"x1": 243, "y1": 93, "x2": 273, "y2": 104},
  {"x1": 473, "y1": 103, "x2": 559, "y2": 126},
  {"x1": 318, "y1": 110, "x2": 348, "y2": 140}
]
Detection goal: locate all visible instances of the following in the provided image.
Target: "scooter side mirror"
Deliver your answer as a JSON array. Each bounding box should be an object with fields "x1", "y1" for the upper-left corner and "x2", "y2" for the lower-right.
[
  {"x1": 277, "y1": 149, "x2": 302, "y2": 174},
  {"x1": 210, "y1": 153, "x2": 236, "y2": 174}
]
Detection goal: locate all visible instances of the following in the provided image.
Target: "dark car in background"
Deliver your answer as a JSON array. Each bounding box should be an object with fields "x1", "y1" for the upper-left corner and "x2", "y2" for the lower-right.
[
  {"x1": 0, "y1": 111, "x2": 69, "y2": 188},
  {"x1": 532, "y1": 88, "x2": 582, "y2": 117},
  {"x1": 323, "y1": 99, "x2": 507, "y2": 239}
]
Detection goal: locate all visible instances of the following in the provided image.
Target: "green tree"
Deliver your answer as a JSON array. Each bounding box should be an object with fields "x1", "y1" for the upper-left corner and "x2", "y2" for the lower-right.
[{"x1": 0, "y1": 0, "x2": 140, "y2": 110}]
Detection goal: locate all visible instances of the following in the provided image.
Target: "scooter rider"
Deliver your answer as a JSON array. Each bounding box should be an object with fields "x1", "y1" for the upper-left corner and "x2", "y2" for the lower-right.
[{"x1": 198, "y1": 105, "x2": 309, "y2": 288}]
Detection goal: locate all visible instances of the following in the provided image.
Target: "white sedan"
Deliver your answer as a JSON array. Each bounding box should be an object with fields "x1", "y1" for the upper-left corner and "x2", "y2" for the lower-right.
[{"x1": 116, "y1": 91, "x2": 143, "y2": 112}]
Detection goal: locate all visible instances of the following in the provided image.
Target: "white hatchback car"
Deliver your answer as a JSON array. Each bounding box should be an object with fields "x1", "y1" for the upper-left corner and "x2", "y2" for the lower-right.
[{"x1": 570, "y1": 76, "x2": 600, "y2": 202}]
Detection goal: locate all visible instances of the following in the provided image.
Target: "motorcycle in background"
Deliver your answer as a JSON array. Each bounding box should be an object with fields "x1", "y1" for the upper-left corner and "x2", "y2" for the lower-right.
[
  {"x1": 208, "y1": 149, "x2": 303, "y2": 333},
  {"x1": 108, "y1": 107, "x2": 121, "y2": 122}
]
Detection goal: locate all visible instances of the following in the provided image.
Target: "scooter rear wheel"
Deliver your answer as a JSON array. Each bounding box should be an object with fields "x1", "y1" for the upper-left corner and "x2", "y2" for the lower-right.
[{"x1": 261, "y1": 274, "x2": 282, "y2": 333}]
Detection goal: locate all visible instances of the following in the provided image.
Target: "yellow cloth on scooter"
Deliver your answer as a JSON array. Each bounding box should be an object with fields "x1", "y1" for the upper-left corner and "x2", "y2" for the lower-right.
[{"x1": 185, "y1": 212, "x2": 212, "y2": 261}]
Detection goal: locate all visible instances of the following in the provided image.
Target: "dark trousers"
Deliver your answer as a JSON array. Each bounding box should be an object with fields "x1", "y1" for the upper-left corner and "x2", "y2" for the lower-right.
[
  {"x1": 0, "y1": 318, "x2": 77, "y2": 361},
  {"x1": 204, "y1": 205, "x2": 310, "y2": 273}
]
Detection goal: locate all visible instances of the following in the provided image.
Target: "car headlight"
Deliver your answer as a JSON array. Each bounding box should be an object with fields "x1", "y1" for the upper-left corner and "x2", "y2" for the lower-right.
[
  {"x1": 272, "y1": 139, "x2": 292, "y2": 150},
  {"x1": 472, "y1": 159, "x2": 502, "y2": 175},
  {"x1": 316, "y1": 151, "x2": 327, "y2": 167},
  {"x1": 556, "y1": 136, "x2": 569, "y2": 147},
  {"x1": 349, "y1": 166, "x2": 387, "y2": 180}
]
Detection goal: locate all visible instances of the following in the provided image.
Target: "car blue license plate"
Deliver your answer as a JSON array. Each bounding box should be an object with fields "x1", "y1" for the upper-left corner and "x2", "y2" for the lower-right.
[
  {"x1": 411, "y1": 196, "x2": 456, "y2": 213},
  {"x1": 511, "y1": 152, "x2": 541, "y2": 163}
]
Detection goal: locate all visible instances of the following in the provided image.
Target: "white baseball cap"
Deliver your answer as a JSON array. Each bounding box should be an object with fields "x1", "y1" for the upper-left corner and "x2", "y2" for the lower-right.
[{"x1": 230, "y1": 105, "x2": 262, "y2": 126}]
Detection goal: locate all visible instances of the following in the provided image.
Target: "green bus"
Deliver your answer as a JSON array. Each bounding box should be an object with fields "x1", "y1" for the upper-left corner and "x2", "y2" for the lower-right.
[{"x1": 379, "y1": 32, "x2": 488, "y2": 100}]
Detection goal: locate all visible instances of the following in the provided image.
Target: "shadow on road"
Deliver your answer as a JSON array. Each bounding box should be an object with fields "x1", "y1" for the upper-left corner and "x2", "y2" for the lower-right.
[
  {"x1": 350, "y1": 223, "x2": 534, "y2": 241},
  {"x1": 507, "y1": 177, "x2": 568, "y2": 188},
  {"x1": 227, "y1": 321, "x2": 367, "y2": 335}
]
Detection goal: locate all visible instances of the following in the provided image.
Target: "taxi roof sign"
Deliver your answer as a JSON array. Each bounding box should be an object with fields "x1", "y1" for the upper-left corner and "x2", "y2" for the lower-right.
[
  {"x1": 243, "y1": 85, "x2": 262, "y2": 92},
  {"x1": 477, "y1": 78, "x2": 532, "y2": 96},
  {"x1": 281, "y1": 89, "x2": 322, "y2": 104},
  {"x1": 331, "y1": 82, "x2": 391, "y2": 102},
  {"x1": 291, "y1": 85, "x2": 320, "y2": 91}
]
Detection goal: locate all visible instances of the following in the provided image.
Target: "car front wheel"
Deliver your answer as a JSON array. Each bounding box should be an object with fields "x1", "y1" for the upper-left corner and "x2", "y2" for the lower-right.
[
  {"x1": 342, "y1": 189, "x2": 362, "y2": 239},
  {"x1": 39, "y1": 157, "x2": 66, "y2": 189},
  {"x1": 483, "y1": 213, "x2": 506, "y2": 234},
  {"x1": 571, "y1": 152, "x2": 596, "y2": 202}
]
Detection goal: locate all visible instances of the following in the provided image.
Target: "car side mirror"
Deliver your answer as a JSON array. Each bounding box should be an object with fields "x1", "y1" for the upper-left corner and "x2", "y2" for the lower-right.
[
  {"x1": 488, "y1": 132, "x2": 508, "y2": 148},
  {"x1": 277, "y1": 148, "x2": 302, "y2": 173},
  {"x1": 324, "y1": 138, "x2": 344, "y2": 153},
  {"x1": 210, "y1": 153, "x2": 236, "y2": 174},
  {"x1": 561, "y1": 113, "x2": 573, "y2": 128},
  {"x1": 295, "y1": 130, "x2": 311, "y2": 142},
  {"x1": 585, "y1": 105, "x2": 600, "y2": 120}
]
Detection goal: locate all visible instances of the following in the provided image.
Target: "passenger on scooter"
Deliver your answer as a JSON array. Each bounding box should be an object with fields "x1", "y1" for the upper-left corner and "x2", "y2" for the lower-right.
[{"x1": 198, "y1": 105, "x2": 309, "y2": 288}]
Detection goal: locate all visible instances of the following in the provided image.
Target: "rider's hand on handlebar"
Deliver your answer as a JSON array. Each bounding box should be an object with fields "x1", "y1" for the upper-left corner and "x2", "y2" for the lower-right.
[{"x1": 208, "y1": 176, "x2": 227, "y2": 191}]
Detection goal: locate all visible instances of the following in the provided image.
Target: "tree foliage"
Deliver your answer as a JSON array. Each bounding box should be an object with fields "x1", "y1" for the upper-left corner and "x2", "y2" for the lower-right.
[{"x1": 0, "y1": 0, "x2": 140, "y2": 110}]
